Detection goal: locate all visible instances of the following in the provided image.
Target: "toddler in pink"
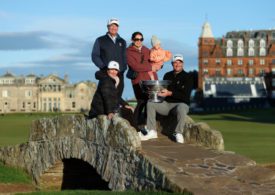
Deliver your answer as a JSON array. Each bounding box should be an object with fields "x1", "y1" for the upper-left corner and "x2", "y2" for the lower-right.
[{"x1": 148, "y1": 35, "x2": 172, "y2": 80}]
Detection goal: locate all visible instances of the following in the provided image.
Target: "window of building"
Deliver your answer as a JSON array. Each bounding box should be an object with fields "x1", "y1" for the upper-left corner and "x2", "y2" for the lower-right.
[
  {"x1": 272, "y1": 79, "x2": 275, "y2": 86},
  {"x1": 249, "y1": 68, "x2": 254, "y2": 75},
  {"x1": 72, "y1": 102, "x2": 76, "y2": 108},
  {"x1": 203, "y1": 52, "x2": 209, "y2": 57},
  {"x1": 237, "y1": 48, "x2": 244, "y2": 56},
  {"x1": 2, "y1": 90, "x2": 8, "y2": 97},
  {"x1": 227, "y1": 68, "x2": 232, "y2": 75},
  {"x1": 248, "y1": 59, "x2": 254, "y2": 66},
  {"x1": 272, "y1": 59, "x2": 275, "y2": 65},
  {"x1": 259, "y1": 69, "x2": 265, "y2": 75},
  {"x1": 49, "y1": 102, "x2": 52, "y2": 111},
  {"x1": 238, "y1": 39, "x2": 244, "y2": 47},
  {"x1": 259, "y1": 48, "x2": 266, "y2": 56},
  {"x1": 43, "y1": 103, "x2": 47, "y2": 111},
  {"x1": 272, "y1": 68, "x2": 275, "y2": 75},
  {"x1": 203, "y1": 59, "x2": 208, "y2": 64},
  {"x1": 260, "y1": 59, "x2": 265, "y2": 65},
  {"x1": 33, "y1": 102, "x2": 36, "y2": 109},
  {"x1": 238, "y1": 59, "x2": 243, "y2": 65},
  {"x1": 25, "y1": 90, "x2": 32, "y2": 97},
  {"x1": 22, "y1": 102, "x2": 25, "y2": 109},
  {"x1": 227, "y1": 59, "x2": 232, "y2": 66},
  {"x1": 215, "y1": 58, "x2": 221, "y2": 64},
  {"x1": 226, "y1": 48, "x2": 233, "y2": 57},
  {"x1": 248, "y1": 48, "x2": 255, "y2": 56},
  {"x1": 272, "y1": 32, "x2": 275, "y2": 40},
  {"x1": 237, "y1": 69, "x2": 244, "y2": 75},
  {"x1": 203, "y1": 69, "x2": 208, "y2": 75},
  {"x1": 249, "y1": 39, "x2": 254, "y2": 47},
  {"x1": 215, "y1": 69, "x2": 221, "y2": 76},
  {"x1": 260, "y1": 39, "x2": 266, "y2": 47},
  {"x1": 227, "y1": 39, "x2": 233, "y2": 48}
]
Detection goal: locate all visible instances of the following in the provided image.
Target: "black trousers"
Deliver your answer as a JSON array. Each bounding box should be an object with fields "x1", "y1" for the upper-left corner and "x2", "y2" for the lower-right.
[
  {"x1": 117, "y1": 73, "x2": 124, "y2": 98},
  {"x1": 119, "y1": 106, "x2": 139, "y2": 132},
  {"x1": 132, "y1": 83, "x2": 148, "y2": 125}
]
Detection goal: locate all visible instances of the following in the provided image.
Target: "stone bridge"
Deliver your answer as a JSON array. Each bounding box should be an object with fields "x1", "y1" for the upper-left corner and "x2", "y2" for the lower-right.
[{"x1": 0, "y1": 114, "x2": 275, "y2": 194}]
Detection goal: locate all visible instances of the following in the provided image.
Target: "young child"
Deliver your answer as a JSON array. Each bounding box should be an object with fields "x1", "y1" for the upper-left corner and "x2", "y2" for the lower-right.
[{"x1": 148, "y1": 35, "x2": 172, "y2": 80}]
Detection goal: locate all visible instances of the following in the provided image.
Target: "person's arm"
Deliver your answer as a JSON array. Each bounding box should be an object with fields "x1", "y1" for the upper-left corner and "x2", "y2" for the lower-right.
[
  {"x1": 127, "y1": 49, "x2": 152, "y2": 72},
  {"x1": 92, "y1": 39, "x2": 105, "y2": 69},
  {"x1": 164, "y1": 50, "x2": 172, "y2": 62},
  {"x1": 163, "y1": 73, "x2": 193, "y2": 101},
  {"x1": 150, "y1": 48, "x2": 166, "y2": 63},
  {"x1": 122, "y1": 41, "x2": 127, "y2": 72}
]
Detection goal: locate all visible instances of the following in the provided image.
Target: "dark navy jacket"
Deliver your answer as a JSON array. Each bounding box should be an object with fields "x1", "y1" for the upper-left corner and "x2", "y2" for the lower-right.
[
  {"x1": 92, "y1": 33, "x2": 127, "y2": 72},
  {"x1": 163, "y1": 70, "x2": 193, "y2": 105}
]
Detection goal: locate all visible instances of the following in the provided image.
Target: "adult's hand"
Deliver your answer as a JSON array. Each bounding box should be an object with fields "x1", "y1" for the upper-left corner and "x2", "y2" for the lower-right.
[
  {"x1": 107, "y1": 112, "x2": 115, "y2": 120},
  {"x1": 158, "y1": 89, "x2": 172, "y2": 97},
  {"x1": 125, "y1": 105, "x2": 134, "y2": 113},
  {"x1": 152, "y1": 65, "x2": 158, "y2": 72}
]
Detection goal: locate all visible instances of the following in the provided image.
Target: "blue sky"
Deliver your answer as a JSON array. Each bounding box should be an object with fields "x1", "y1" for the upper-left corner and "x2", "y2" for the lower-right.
[{"x1": 1, "y1": 0, "x2": 275, "y2": 99}]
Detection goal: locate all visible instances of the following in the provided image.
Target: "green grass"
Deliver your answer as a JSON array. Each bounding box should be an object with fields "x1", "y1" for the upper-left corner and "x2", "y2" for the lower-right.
[
  {"x1": 0, "y1": 161, "x2": 31, "y2": 184},
  {"x1": 190, "y1": 108, "x2": 275, "y2": 164},
  {"x1": 0, "y1": 113, "x2": 71, "y2": 146}
]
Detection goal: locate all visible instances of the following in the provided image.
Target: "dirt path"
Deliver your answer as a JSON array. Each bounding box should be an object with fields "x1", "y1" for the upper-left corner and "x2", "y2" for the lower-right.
[{"x1": 0, "y1": 183, "x2": 36, "y2": 194}]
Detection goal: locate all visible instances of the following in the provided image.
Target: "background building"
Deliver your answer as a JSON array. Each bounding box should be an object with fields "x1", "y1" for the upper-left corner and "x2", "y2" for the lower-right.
[
  {"x1": 0, "y1": 72, "x2": 96, "y2": 113},
  {"x1": 197, "y1": 22, "x2": 275, "y2": 109}
]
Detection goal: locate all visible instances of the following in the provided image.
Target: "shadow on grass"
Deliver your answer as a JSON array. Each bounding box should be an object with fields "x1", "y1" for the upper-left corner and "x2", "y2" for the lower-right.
[{"x1": 193, "y1": 108, "x2": 275, "y2": 125}]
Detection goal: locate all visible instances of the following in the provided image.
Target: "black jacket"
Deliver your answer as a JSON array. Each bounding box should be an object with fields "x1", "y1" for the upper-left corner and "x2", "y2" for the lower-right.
[
  {"x1": 163, "y1": 70, "x2": 193, "y2": 105},
  {"x1": 92, "y1": 33, "x2": 127, "y2": 72},
  {"x1": 89, "y1": 71, "x2": 127, "y2": 118}
]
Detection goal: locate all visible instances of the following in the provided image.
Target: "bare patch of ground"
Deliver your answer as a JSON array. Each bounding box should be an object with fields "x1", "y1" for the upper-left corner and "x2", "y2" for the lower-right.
[{"x1": 0, "y1": 183, "x2": 36, "y2": 194}]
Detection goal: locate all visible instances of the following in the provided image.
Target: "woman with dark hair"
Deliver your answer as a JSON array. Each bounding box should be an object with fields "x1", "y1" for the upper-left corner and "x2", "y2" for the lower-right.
[{"x1": 126, "y1": 32, "x2": 158, "y2": 126}]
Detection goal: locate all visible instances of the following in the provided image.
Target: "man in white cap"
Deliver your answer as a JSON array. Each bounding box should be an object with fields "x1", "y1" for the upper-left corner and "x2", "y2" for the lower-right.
[
  {"x1": 143, "y1": 54, "x2": 193, "y2": 143},
  {"x1": 91, "y1": 18, "x2": 127, "y2": 98}
]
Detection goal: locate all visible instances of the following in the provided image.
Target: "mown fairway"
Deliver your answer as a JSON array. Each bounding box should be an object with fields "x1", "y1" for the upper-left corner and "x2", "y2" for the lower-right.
[
  {"x1": 0, "y1": 113, "x2": 64, "y2": 146},
  {"x1": 190, "y1": 108, "x2": 275, "y2": 164}
]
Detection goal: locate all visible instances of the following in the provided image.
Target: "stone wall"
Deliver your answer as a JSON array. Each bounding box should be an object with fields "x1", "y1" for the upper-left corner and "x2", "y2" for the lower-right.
[{"x1": 0, "y1": 114, "x2": 222, "y2": 192}]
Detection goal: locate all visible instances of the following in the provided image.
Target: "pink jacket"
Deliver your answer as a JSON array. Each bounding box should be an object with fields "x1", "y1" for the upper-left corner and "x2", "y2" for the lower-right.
[{"x1": 150, "y1": 47, "x2": 172, "y2": 70}]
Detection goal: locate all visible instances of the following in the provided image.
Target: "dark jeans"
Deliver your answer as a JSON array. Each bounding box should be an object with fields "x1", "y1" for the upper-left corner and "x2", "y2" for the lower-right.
[
  {"x1": 132, "y1": 83, "x2": 148, "y2": 125},
  {"x1": 117, "y1": 73, "x2": 124, "y2": 98},
  {"x1": 119, "y1": 106, "x2": 139, "y2": 132}
]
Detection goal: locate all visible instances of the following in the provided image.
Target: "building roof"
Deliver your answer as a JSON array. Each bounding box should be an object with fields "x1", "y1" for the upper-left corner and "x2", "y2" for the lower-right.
[
  {"x1": 201, "y1": 22, "x2": 214, "y2": 38},
  {"x1": 225, "y1": 29, "x2": 275, "y2": 40},
  {"x1": 26, "y1": 74, "x2": 37, "y2": 78},
  {"x1": 1, "y1": 72, "x2": 15, "y2": 78}
]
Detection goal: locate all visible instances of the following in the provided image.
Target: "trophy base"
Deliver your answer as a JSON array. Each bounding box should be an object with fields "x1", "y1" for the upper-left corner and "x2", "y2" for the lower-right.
[
  {"x1": 148, "y1": 93, "x2": 164, "y2": 103},
  {"x1": 148, "y1": 99, "x2": 163, "y2": 103}
]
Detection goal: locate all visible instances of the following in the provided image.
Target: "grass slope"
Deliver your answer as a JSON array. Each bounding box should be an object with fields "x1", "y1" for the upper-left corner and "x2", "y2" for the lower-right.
[
  {"x1": 0, "y1": 162, "x2": 31, "y2": 184},
  {"x1": 190, "y1": 108, "x2": 275, "y2": 164}
]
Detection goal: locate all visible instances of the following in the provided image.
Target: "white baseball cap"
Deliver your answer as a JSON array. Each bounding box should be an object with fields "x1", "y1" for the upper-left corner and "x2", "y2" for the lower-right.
[
  {"x1": 107, "y1": 61, "x2": 120, "y2": 71},
  {"x1": 107, "y1": 18, "x2": 119, "y2": 26},
  {"x1": 172, "y1": 54, "x2": 184, "y2": 62}
]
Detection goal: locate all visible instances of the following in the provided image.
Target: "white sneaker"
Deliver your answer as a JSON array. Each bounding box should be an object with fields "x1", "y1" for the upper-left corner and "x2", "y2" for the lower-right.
[
  {"x1": 138, "y1": 131, "x2": 149, "y2": 141},
  {"x1": 175, "y1": 133, "x2": 184, "y2": 144},
  {"x1": 146, "y1": 130, "x2": 158, "y2": 139},
  {"x1": 139, "y1": 125, "x2": 149, "y2": 135}
]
